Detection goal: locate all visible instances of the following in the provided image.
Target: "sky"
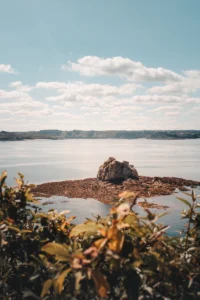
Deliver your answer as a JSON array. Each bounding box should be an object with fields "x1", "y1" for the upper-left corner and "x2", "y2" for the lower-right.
[{"x1": 0, "y1": 0, "x2": 200, "y2": 131}]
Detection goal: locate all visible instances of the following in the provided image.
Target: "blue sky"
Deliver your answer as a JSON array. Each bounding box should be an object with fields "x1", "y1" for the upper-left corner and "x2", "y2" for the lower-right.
[{"x1": 0, "y1": 0, "x2": 200, "y2": 131}]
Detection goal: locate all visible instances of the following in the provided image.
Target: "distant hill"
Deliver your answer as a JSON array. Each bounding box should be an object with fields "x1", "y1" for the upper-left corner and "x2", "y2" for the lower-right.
[{"x1": 1, "y1": 130, "x2": 200, "y2": 141}]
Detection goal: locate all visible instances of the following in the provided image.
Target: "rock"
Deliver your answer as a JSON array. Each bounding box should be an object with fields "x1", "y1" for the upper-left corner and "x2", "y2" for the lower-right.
[{"x1": 97, "y1": 157, "x2": 139, "y2": 182}]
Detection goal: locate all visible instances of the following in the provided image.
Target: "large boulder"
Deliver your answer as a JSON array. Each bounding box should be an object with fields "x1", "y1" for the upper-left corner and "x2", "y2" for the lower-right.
[{"x1": 97, "y1": 157, "x2": 139, "y2": 182}]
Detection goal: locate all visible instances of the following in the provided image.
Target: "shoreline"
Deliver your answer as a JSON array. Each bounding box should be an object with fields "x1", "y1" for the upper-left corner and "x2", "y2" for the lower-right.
[
  {"x1": 1, "y1": 137, "x2": 200, "y2": 142},
  {"x1": 32, "y1": 175, "x2": 200, "y2": 208}
]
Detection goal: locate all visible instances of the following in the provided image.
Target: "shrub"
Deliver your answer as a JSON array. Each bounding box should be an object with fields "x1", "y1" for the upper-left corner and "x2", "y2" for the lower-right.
[{"x1": 0, "y1": 171, "x2": 200, "y2": 299}]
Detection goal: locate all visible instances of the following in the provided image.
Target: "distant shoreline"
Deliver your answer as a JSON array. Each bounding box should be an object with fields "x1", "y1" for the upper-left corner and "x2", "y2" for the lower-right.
[
  {"x1": 1, "y1": 129, "x2": 200, "y2": 141},
  {"x1": 1, "y1": 138, "x2": 200, "y2": 142}
]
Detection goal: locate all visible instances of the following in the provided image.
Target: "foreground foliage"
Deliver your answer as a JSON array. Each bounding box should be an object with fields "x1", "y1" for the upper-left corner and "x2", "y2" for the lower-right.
[{"x1": 0, "y1": 172, "x2": 200, "y2": 299}]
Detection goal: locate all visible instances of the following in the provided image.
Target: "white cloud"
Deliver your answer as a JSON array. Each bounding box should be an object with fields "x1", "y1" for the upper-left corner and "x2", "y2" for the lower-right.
[
  {"x1": 0, "y1": 100, "x2": 47, "y2": 111},
  {"x1": 183, "y1": 70, "x2": 200, "y2": 78},
  {"x1": 37, "y1": 81, "x2": 141, "y2": 98},
  {"x1": 36, "y1": 82, "x2": 68, "y2": 90},
  {"x1": 36, "y1": 80, "x2": 200, "y2": 108},
  {"x1": 10, "y1": 81, "x2": 34, "y2": 92},
  {"x1": 46, "y1": 94, "x2": 82, "y2": 102},
  {"x1": 150, "y1": 105, "x2": 181, "y2": 112},
  {"x1": 0, "y1": 64, "x2": 16, "y2": 74},
  {"x1": 148, "y1": 69, "x2": 200, "y2": 95},
  {"x1": 165, "y1": 111, "x2": 180, "y2": 116},
  {"x1": 64, "y1": 56, "x2": 183, "y2": 82},
  {"x1": 0, "y1": 86, "x2": 48, "y2": 116},
  {"x1": 11, "y1": 109, "x2": 50, "y2": 117},
  {"x1": 191, "y1": 106, "x2": 200, "y2": 111},
  {"x1": 1, "y1": 60, "x2": 200, "y2": 130},
  {"x1": 117, "y1": 83, "x2": 143, "y2": 94},
  {"x1": 148, "y1": 79, "x2": 200, "y2": 95},
  {"x1": 0, "y1": 89, "x2": 32, "y2": 101},
  {"x1": 130, "y1": 95, "x2": 200, "y2": 104},
  {"x1": 131, "y1": 95, "x2": 181, "y2": 103},
  {"x1": 10, "y1": 81, "x2": 22, "y2": 88}
]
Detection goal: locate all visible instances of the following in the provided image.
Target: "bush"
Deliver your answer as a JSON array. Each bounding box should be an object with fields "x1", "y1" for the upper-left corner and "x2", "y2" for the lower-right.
[{"x1": 0, "y1": 171, "x2": 200, "y2": 299}]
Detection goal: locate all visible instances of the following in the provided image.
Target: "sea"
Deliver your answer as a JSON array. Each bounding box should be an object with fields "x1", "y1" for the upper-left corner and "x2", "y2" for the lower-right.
[{"x1": 0, "y1": 139, "x2": 200, "y2": 235}]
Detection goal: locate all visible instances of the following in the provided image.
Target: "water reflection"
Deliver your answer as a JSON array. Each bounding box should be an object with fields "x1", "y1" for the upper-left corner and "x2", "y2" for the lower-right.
[{"x1": 39, "y1": 187, "x2": 200, "y2": 236}]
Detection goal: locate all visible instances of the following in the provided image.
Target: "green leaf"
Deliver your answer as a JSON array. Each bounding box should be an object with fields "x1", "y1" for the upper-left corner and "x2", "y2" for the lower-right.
[
  {"x1": 192, "y1": 190, "x2": 196, "y2": 202},
  {"x1": 176, "y1": 197, "x2": 192, "y2": 208},
  {"x1": 123, "y1": 213, "x2": 137, "y2": 226},
  {"x1": 41, "y1": 279, "x2": 53, "y2": 298},
  {"x1": 53, "y1": 268, "x2": 71, "y2": 294},
  {"x1": 69, "y1": 221, "x2": 104, "y2": 237},
  {"x1": 25, "y1": 191, "x2": 40, "y2": 204},
  {"x1": 41, "y1": 242, "x2": 69, "y2": 261},
  {"x1": 157, "y1": 212, "x2": 169, "y2": 219},
  {"x1": 183, "y1": 192, "x2": 192, "y2": 197},
  {"x1": 183, "y1": 191, "x2": 196, "y2": 202}
]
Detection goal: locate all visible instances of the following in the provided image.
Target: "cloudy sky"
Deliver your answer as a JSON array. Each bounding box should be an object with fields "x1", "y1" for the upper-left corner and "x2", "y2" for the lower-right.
[{"x1": 0, "y1": 0, "x2": 200, "y2": 131}]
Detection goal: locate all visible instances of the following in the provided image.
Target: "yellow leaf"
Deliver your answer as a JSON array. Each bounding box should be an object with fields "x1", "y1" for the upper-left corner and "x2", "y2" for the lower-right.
[
  {"x1": 8, "y1": 226, "x2": 21, "y2": 233},
  {"x1": 15, "y1": 178, "x2": 22, "y2": 187},
  {"x1": 18, "y1": 172, "x2": 24, "y2": 180},
  {"x1": 94, "y1": 238, "x2": 108, "y2": 250},
  {"x1": 21, "y1": 230, "x2": 32, "y2": 234},
  {"x1": 0, "y1": 170, "x2": 7, "y2": 180},
  {"x1": 133, "y1": 260, "x2": 142, "y2": 267},
  {"x1": 0, "y1": 170, "x2": 7, "y2": 186},
  {"x1": 28, "y1": 184, "x2": 36, "y2": 189},
  {"x1": 42, "y1": 242, "x2": 69, "y2": 261},
  {"x1": 59, "y1": 210, "x2": 70, "y2": 216},
  {"x1": 117, "y1": 223, "x2": 130, "y2": 230},
  {"x1": 41, "y1": 279, "x2": 53, "y2": 298},
  {"x1": 53, "y1": 268, "x2": 71, "y2": 294},
  {"x1": 34, "y1": 213, "x2": 48, "y2": 219},
  {"x1": 119, "y1": 191, "x2": 136, "y2": 199},
  {"x1": 31, "y1": 199, "x2": 41, "y2": 205},
  {"x1": 107, "y1": 226, "x2": 125, "y2": 254},
  {"x1": 91, "y1": 270, "x2": 110, "y2": 298},
  {"x1": 61, "y1": 221, "x2": 68, "y2": 231},
  {"x1": 75, "y1": 271, "x2": 84, "y2": 292},
  {"x1": 66, "y1": 216, "x2": 76, "y2": 223},
  {"x1": 98, "y1": 228, "x2": 107, "y2": 237}
]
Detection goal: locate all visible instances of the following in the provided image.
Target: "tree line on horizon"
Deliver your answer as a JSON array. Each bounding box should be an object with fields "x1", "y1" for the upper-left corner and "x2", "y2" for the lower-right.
[{"x1": 1, "y1": 129, "x2": 200, "y2": 141}]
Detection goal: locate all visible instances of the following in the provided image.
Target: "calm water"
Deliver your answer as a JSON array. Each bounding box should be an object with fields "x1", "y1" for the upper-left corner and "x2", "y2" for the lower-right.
[
  {"x1": 0, "y1": 139, "x2": 200, "y2": 235},
  {"x1": 1, "y1": 139, "x2": 200, "y2": 185},
  {"x1": 39, "y1": 190, "x2": 200, "y2": 236}
]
